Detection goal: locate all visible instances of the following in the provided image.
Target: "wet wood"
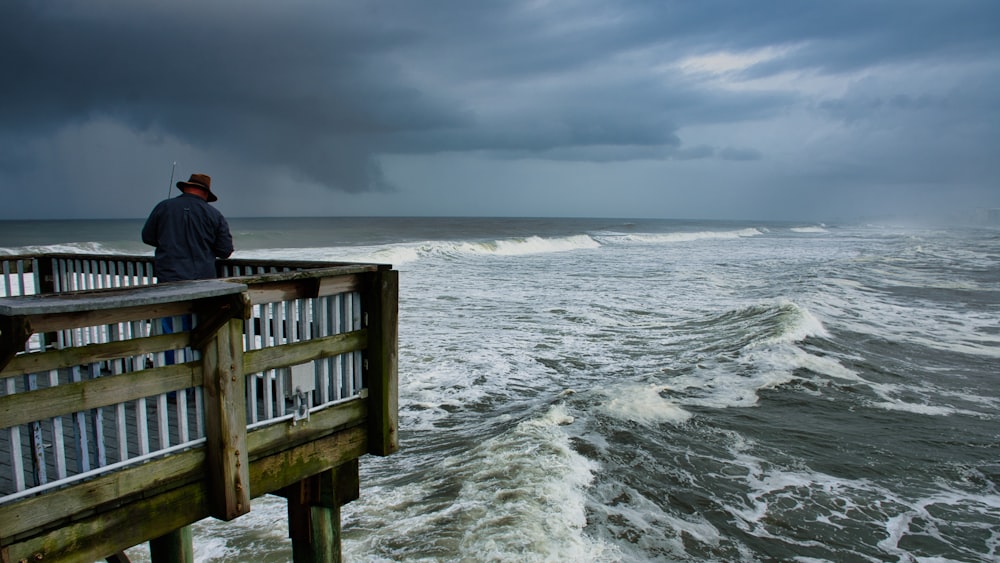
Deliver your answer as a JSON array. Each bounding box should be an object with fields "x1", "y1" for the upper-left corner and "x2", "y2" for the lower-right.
[
  {"x1": 202, "y1": 318, "x2": 249, "y2": 521},
  {"x1": 0, "y1": 254, "x2": 397, "y2": 560}
]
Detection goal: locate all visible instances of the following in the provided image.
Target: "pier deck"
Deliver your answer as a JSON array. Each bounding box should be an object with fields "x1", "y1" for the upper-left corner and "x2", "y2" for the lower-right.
[{"x1": 0, "y1": 254, "x2": 398, "y2": 562}]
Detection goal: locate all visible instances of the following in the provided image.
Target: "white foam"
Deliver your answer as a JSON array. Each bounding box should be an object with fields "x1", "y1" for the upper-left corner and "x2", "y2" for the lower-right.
[
  {"x1": 611, "y1": 228, "x2": 764, "y2": 244},
  {"x1": 790, "y1": 226, "x2": 828, "y2": 233},
  {"x1": 342, "y1": 404, "x2": 619, "y2": 562},
  {"x1": 601, "y1": 384, "x2": 693, "y2": 425},
  {"x1": 240, "y1": 234, "x2": 602, "y2": 267},
  {"x1": 0, "y1": 242, "x2": 128, "y2": 256},
  {"x1": 868, "y1": 399, "x2": 958, "y2": 416}
]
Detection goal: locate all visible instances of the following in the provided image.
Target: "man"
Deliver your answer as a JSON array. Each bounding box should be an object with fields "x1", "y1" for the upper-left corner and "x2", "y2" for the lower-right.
[{"x1": 142, "y1": 172, "x2": 234, "y2": 282}]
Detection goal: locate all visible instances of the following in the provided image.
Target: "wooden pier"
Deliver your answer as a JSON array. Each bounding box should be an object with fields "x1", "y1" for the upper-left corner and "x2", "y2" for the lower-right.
[{"x1": 0, "y1": 253, "x2": 398, "y2": 562}]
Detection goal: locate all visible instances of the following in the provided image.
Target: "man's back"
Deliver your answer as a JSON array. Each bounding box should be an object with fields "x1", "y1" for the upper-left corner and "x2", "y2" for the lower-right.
[{"x1": 142, "y1": 192, "x2": 234, "y2": 282}]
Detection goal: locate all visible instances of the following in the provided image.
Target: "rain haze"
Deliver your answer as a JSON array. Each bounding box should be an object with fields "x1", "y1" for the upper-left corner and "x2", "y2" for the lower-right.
[{"x1": 1, "y1": 0, "x2": 998, "y2": 221}]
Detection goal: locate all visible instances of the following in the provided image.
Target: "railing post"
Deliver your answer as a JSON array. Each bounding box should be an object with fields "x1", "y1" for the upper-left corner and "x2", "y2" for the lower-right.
[
  {"x1": 363, "y1": 268, "x2": 398, "y2": 456},
  {"x1": 202, "y1": 314, "x2": 251, "y2": 520}
]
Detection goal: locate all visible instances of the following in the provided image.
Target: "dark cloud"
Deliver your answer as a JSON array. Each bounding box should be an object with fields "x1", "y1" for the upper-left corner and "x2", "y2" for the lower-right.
[{"x1": 1, "y1": 0, "x2": 999, "y2": 219}]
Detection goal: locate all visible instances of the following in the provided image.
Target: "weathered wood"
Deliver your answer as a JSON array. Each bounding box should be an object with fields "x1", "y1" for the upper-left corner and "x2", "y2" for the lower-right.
[
  {"x1": 251, "y1": 426, "x2": 367, "y2": 496},
  {"x1": 202, "y1": 318, "x2": 250, "y2": 520},
  {"x1": 286, "y1": 470, "x2": 341, "y2": 563},
  {"x1": 364, "y1": 269, "x2": 399, "y2": 456},
  {"x1": 0, "y1": 280, "x2": 246, "y2": 316},
  {"x1": 149, "y1": 526, "x2": 193, "y2": 563},
  {"x1": 247, "y1": 399, "x2": 367, "y2": 463},
  {"x1": 27, "y1": 302, "x2": 192, "y2": 334},
  {"x1": 0, "y1": 448, "x2": 205, "y2": 542},
  {"x1": 1, "y1": 398, "x2": 366, "y2": 543},
  {"x1": 3, "y1": 423, "x2": 368, "y2": 561},
  {"x1": 3, "y1": 480, "x2": 209, "y2": 563},
  {"x1": 189, "y1": 293, "x2": 249, "y2": 351},
  {"x1": 246, "y1": 279, "x2": 321, "y2": 305},
  {"x1": 1, "y1": 255, "x2": 398, "y2": 561},
  {"x1": 226, "y1": 264, "x2": 376, "y2": 286},
  {"x1": 243, "y1": 330, "x2": 367, "y2": 375},
  {"x1": 331, "y1": 459, "x2": 360, "y2": 507},
  {"x1": 0, "y1": 362, "x2": 202, "y2": 429},
  {"x1": 317, "y1": 275, "x2": 361, "y2": 299},
  {"x1": 2, "y1": 332, "x2": 188, "y2": 377}
]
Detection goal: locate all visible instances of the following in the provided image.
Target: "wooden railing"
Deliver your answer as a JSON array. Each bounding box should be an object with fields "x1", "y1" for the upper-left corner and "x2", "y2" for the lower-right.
[{"x1": 0, "y1": 253, "x2": 398, "y2": 562}]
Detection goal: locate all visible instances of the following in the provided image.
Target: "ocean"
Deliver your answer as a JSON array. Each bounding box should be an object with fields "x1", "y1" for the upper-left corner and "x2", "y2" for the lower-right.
[{"x1": 1, "y1": 216, "x2": 998, "y2": 562}]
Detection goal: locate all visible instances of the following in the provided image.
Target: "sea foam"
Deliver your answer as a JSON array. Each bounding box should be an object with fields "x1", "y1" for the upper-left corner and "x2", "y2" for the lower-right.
[
  {"x1": 601, "y1": 384, "x2": 693, "y2": 426},
  {"x1": 606, "y1": 228, "x2": 763, "y2": 244},
  {"x1": 240, "y1": 234, "x2": 602, "y2": 267}
]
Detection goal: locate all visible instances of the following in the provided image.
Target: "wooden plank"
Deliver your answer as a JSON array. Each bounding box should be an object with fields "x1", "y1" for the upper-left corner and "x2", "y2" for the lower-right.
[
  {"x1": 2, "y1": 422, "x2": 367, "y2": 559},
  {"x1": 246, "y1": 398, "x2": 367, "y2": 462},
  {"x1": 0, "y1": 448, "x2": 205, "y2": 542},
  {"x1": 246, "y1": 280, "x2": 319, "y2": 305},
  {"x1": 364, "y1": 269, "x2": 399, "y2": 456},
  {"x1": 250, "y1": 425, "x2": 367, "y2": 498},
  {"x1": 225, "y1": 264, "x2": 377, "y2": 286},
  {"x1": 27, "y1": 302, "x2": 193, "y2": 334},
  {"x1": 317, "y1": 275, "x2": 360, "y2": 298},
  {"x1": 0, "y1": 280, "x2": 246, "y2": 316},
  {"x1": 243, "y1": 330, "x2": 367, "y2": 375},
  {"x1": 0, "y1": 363, "x2": 202, "y2": 429},
  {"x1": 3, "y1": 480, "x2": 209, "y2": 563},
  {"x1": 2, "y1": 333, "x2": 188, "y2": 377},
  {"x1": 202, "y1": 318, "x2": 250, "y2": 521}
]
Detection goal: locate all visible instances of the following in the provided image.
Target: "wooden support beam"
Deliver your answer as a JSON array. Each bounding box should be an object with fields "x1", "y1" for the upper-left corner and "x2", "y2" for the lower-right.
[
  {"x1": 363, "y1": 269, "x2": 399, "y2": 456},
  {"x1": 202, "y1": 317, "x2": 250, "y2": 521},
  {"x1": 283, "y1": 461, "x2": 360, "y2": 563},
  {"x1": 149, "y1": 526, "x2": 193, "y2": 563}
]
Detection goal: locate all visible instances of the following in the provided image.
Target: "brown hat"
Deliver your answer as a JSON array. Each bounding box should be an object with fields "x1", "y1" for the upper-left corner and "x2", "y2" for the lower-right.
[{"x1": 176, "y1": 173, "x2": 218, "y2": 202}]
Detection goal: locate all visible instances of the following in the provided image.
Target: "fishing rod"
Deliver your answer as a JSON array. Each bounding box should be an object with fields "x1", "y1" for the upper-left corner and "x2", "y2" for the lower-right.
[{"x1": 166, "y1": 161, "x2": 177, "y2": 198}]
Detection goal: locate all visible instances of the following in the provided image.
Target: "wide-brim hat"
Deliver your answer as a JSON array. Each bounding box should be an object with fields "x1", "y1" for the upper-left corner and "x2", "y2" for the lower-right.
[{"x1": 176, "y1": 173, "x2": 218, "y2": 202}]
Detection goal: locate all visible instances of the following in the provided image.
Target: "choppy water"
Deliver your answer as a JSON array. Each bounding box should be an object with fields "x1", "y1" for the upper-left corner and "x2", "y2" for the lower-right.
[{"x1": 2, "y1": 217, "x2": 998, "y2": 562}]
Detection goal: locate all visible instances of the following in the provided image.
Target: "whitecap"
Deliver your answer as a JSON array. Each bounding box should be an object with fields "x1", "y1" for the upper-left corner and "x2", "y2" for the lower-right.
[{"x1": 601, "y1": 384, "x2": 693, "y2": 426}]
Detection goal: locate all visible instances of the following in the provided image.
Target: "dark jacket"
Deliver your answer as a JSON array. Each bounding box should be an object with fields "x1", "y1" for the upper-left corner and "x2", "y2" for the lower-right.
[{"x1": 142, "y1": 193, "x2": 234, "y2": 282}]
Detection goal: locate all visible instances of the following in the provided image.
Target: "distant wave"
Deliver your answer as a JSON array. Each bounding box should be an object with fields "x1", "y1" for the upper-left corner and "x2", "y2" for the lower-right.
[
  {"x1": 241, "y1": 234, "x2": 602, "y2": 266},
  {"x1": 790, "y1": 226, "x2": 828, "y2": 233},
  {"x1": 0, "y1": 242, "x2": 131, "y2": 256},
  {"x1": 598, "y1": 228, "x2": 764, "y2": 245}
]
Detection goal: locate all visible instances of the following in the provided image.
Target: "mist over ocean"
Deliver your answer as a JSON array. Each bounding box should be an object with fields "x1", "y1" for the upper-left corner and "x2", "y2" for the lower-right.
[{"x1": 2, "y1": 216, "x2": 999, "y2": 562}]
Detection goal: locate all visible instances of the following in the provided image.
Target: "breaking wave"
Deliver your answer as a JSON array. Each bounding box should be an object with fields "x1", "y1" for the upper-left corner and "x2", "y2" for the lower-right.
[
  {"x1": 0, "y1": 242, "x2": 130, "y2": 256},
  {"x1": 242, "y1": 234, "x2": 602, "y2": 266},
  {"x1": 597, "y1": 228, "x2": 764, "y2": 245}
]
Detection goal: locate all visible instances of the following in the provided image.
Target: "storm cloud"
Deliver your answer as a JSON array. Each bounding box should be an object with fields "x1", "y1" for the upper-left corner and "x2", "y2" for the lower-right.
[{"x1": 1, "y1": 0, "x2": 998, "y2": 220}]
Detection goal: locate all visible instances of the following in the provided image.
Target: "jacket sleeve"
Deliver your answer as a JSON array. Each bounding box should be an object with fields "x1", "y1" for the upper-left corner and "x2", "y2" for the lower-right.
[
  {"x1": 214, "y1": 215, "x2": 235, "y2": 259},
  {"x1": 141, "y1": 203, "x2": 162, "y2": 247}
]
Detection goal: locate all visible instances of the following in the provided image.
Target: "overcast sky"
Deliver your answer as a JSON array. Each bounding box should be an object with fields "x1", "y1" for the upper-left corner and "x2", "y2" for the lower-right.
[{"x1": 2, "y1": 1, "x2": 998, "y2": 221}]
